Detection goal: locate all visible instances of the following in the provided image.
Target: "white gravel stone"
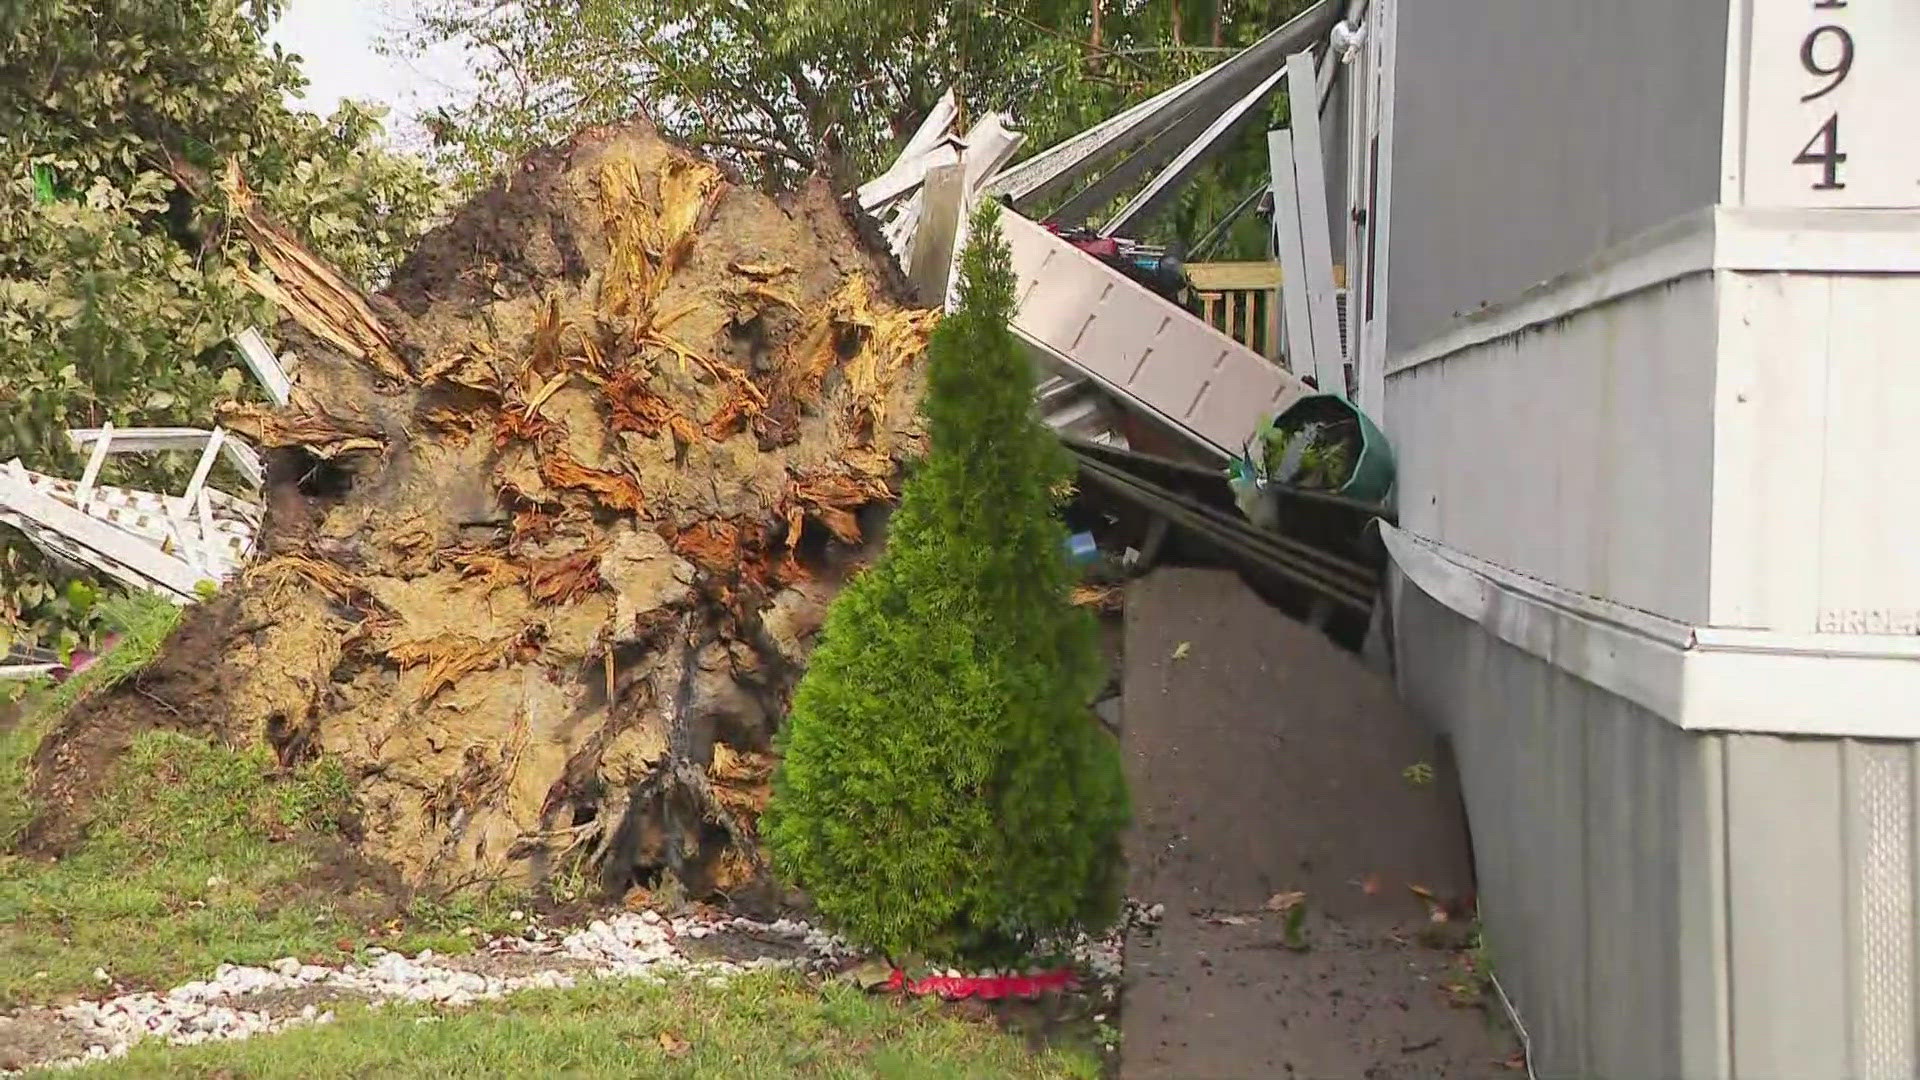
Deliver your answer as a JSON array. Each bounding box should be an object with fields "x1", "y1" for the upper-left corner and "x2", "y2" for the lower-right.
[{"x1": 2, "y1": 905, "x2": 1003, "y2": 1076}]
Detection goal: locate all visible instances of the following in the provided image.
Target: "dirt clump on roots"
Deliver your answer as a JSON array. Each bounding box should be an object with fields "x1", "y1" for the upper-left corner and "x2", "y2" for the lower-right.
[{"x1": 30, "y1": 119, "x2": 935, "y2": 905}]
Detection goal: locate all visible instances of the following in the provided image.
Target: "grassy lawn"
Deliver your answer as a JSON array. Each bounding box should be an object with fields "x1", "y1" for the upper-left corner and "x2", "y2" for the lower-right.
[
  {"x1": 3, "y1": 598, "x2": 1102, "y2": 1077},
  {"x1": 0, "y1": 597, "x2": 520, "y2": 1008},
  {"x1": 0, "y1": 730, "x2": 527, "y2": 1008},
  {"x1": 45, "y1": 972, "x2": 1097, "y2": 1079}
]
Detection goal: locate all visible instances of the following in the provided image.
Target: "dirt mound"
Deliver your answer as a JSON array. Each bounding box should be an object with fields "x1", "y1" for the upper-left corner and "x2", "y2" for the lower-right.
[{"x1": 32, "y1": 119, "x2": 936, "y2": 902}]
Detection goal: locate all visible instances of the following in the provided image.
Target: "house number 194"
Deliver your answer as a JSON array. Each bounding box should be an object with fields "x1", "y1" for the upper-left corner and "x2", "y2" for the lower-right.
[{"x1": 1794, "y1": 8, "x2": 1854, "y2": 189}]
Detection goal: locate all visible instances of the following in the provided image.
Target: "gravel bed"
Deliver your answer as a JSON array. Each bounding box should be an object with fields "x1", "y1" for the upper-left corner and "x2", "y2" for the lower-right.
[
  {"x1": 4, "y1": 903, "x2": 1151, "y2": 1074},
  {"x1": 5, "y1": 912, "x2": 850, "y2": 1074}
]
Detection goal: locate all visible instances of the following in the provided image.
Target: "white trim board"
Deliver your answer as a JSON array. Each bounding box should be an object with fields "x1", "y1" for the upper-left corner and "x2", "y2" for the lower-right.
[
  {"x1": 1384, "y1": 206, "x2": 1920, "y2": 379},
  {"x1": 1384, "y1": 523, "x2": 1920, "y2": 740}
]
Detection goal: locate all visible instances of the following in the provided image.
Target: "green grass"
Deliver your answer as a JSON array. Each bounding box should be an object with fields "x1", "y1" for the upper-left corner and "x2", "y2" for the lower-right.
[
  {"x1": 1, "y1": 593, "x2": 529, "y2": 1007},
  {"x1": 0, "y1": 591, "x2": 180, "y2": 848},
  {"x1": 0, "y1": 733, "x2": 526, "y2": 1008},
  {"x1": 49, "y1": 972, "x2": 1099, "y2": 1079}
]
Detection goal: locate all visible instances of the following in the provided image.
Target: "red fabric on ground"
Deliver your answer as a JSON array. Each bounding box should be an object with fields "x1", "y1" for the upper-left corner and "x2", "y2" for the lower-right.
[{"x1": 883, "y1": 967, "x2": 1077, "y2": 1000}]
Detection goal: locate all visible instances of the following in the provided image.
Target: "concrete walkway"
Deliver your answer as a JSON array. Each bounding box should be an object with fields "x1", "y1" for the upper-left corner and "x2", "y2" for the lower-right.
[{"x1": 1119, "y1": 568, "x2": 1515, "y2": 1079}]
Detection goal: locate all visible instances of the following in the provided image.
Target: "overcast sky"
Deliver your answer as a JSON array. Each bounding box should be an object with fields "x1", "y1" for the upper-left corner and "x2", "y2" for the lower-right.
[{"x1": 267, "y1": 0, "x2": 476, "y2": 143}]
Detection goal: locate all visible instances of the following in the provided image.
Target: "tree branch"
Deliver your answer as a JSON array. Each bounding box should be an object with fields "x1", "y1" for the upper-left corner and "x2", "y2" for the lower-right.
[{"x1": 694, "y1": 135, "x2": 814, "y2": 167}]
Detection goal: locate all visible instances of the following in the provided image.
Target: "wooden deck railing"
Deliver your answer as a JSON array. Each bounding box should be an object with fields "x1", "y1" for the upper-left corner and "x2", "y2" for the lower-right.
[
  {"x1": 1189, "y1": 261, "x2": 1283, "y2": 361},
  {"x1": 1187, "y1": 261, "x2": 1345, "y2": 368}
]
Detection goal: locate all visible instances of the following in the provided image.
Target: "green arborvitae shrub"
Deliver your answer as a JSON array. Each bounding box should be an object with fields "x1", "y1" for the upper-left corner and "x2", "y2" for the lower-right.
[{"x1": 764, "y1": 204, "x2": 1128, "y2": 963}]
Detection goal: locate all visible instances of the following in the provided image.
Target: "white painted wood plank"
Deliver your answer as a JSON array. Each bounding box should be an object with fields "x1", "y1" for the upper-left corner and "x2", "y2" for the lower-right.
[
  {"x1": 959, "y1": 114, "x2": 1026, "y2": 197},
  {"x1": 858, "y1": 140, "x2": 962, "y2": 213},
  {"x1": 856, "y1": 91, "x2": 958, "y2": 210},
  {"x1": 180, "y1": 427, "x2": 225, "y2": 511},
  {"x1": 1269, "y1": 129, "x2": 1317, "y2": 378},
  {"x1": 75, "y1": 421, "x2": 112, "y2": 504},
  {"x1": 898, "y1": 89, "x2": 959, "y2": 164},
  {"x1": 233, "y1": 327, "x2": 293, "y2": 406},
  {"x1": 0, "y1": 470, "x2": 206, "y2": 597},
  {"x1": 1286, "y1": 49, "x2": 1348, "y2": 394},
  {"x1": 908, "y1": 164, "x2": 966, "y2": 306},
  {"x1": 67, "y1": 428, "x2": 264, "y2": 490}
]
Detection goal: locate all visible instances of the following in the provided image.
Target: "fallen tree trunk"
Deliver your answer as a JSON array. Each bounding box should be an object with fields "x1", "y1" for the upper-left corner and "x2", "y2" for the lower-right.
[{"x1": 31, "y1": 120, "x2": 935, "y2": 907}]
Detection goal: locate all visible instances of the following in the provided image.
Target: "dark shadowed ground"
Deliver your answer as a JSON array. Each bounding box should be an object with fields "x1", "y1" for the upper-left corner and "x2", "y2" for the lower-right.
[{"x1": 1119, "y1": 568, "x2": 1517, "y2": 1079}]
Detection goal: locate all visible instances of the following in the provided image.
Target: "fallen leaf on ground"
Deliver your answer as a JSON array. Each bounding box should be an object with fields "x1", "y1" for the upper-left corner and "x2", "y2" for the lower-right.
[
  {"x1": 1408, "y1": 884, "x2": 1437, "y2": 902},
  {"x1": 658, "y1": 1032, "x2": 691, "y2": 1057},
  {"x1": 1501, "y1": 1051, "x2": 1529, "y2": 1071},
  {"x1": 845, "y1": 960, "x2": 895, "y2": 990},
  {"x1": 1202, "y1": 914, "x2": 1259, "y2": 926},
  {"x1": 1171, "y1": 641, "x2": 1192, "y2": 661},
  {"x1": 1264, "y1": 891, "x2": 1306, "y2": 913},
  {"x1": 1359, "y1": 873, "x2": 1382, "y2": 895}
]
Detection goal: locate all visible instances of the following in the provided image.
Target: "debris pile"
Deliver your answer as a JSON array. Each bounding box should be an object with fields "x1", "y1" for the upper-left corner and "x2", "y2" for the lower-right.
[{"x1": 30, "y1": 119, "x2": 937, "y2": 902}]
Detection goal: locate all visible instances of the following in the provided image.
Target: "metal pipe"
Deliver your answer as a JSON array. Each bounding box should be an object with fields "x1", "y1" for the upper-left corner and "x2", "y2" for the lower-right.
[
  {"x1": 1072, "y1": 454, "x2": 1377, "y2": 610},
  {"x1": 1317, "y1": 0, "x2": 1372, "y2": 114}
]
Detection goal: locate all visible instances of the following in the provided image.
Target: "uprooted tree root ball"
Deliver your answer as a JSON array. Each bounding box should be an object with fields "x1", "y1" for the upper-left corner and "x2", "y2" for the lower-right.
[{"x1": 28, "y1": 120, "x2": 937, "y2": 907}]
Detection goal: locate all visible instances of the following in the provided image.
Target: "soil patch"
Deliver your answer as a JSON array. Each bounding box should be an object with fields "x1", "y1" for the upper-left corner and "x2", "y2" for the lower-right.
[
  {"x1": 431, "y1": 951, "x2": 598, "y2": 979},
  {"x1": 0, "y1": 1011, "x2": 94, "y2": 1072},
  {"x1": 1117, "y1": 568, "x2": 1512, "y2": 1079},
  {"x1": 262, "y1": 836, "x2": 412, "y2": 927},
  {"x1": 678, "y1": 928, "x2": 810, "y2": 965},
  {"x1": 25, "y1": 598, "x2": 243, "y2": 854},
  {"x1": 220, "y1": 984, "x2": 379, "y2": 1016}
]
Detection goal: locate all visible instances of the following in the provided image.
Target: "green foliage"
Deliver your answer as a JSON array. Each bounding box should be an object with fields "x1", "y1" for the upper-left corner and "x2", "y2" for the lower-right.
[
  {"x1": 765, "y1": 205, "x2": 1128, "y2": 963},
  {"x1": 1261, "y1": 414, "x2": 1359, "y2": 492},
  {"x1": 0, "y1": 0, "x2": 444, "y2": 651},
  {"x1": 394, "y1": 0, "x2": 1309, "y2": 225}
]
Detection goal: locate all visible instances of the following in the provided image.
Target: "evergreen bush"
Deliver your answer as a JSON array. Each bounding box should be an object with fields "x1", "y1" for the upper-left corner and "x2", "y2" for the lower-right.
[{"x1": 765, "y1": 204, "x2": 1128, "y2": 963}]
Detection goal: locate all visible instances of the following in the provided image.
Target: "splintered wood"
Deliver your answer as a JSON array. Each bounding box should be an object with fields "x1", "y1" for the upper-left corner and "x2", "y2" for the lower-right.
[
  {"x1": 218, "y1": 403, "x2": 384, "y2": 458},
  {"x1": 218, "y1": 160, "x2": 412, "y2": 383}
]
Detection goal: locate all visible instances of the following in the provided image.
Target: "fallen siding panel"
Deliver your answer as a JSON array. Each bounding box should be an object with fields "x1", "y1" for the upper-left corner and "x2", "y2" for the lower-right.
[{"x1": 1000, "y1": 209, "x2": 1308, "y2": 458}]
